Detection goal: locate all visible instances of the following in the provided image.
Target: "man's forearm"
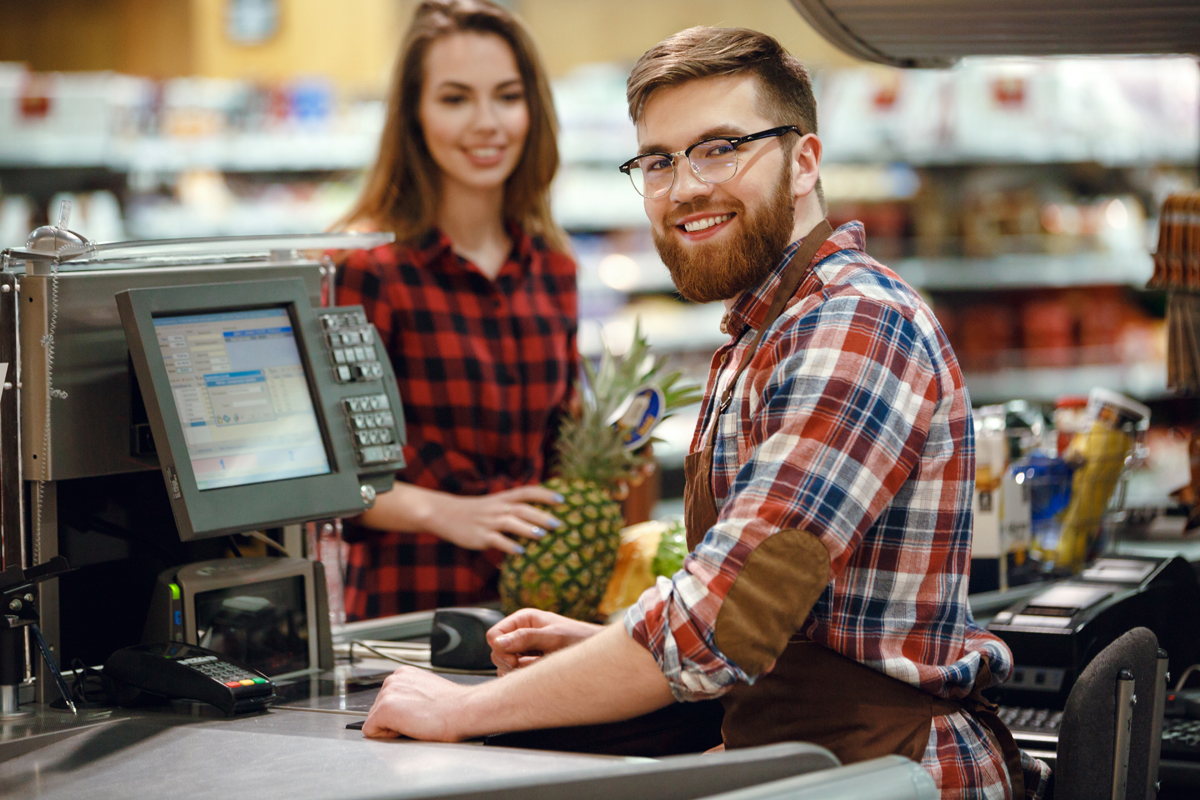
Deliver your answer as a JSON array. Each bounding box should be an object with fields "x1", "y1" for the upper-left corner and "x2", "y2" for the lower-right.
[{"x1": 454, "y1": 622, "x2": 675, "y2": 738}]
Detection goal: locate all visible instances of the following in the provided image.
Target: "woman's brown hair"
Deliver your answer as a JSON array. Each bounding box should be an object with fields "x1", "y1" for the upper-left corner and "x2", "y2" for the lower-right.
[{"x1": 339, "y1": 0, "x2": 567, "y2": 252}]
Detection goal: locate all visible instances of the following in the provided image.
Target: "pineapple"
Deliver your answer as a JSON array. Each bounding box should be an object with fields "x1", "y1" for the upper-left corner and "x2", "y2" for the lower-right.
[{"x1": 498, "y1": 322, "x2": 701, "y2": 621}]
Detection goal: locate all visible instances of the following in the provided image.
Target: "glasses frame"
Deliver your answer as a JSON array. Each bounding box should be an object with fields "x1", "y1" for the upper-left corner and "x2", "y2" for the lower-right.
[{"x1": 618, "y1": 125, "x2": 802, "y2": 199}]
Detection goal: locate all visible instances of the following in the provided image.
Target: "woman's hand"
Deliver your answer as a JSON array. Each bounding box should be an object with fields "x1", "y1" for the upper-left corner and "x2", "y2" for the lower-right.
[
  {"x1": 422, "y1": 485, "x2": 565, "y2": 554},
  {"x1": 487, "y1": 608, "x2": 603, "y2": 675},
  {"x1": 358, "y1": 483, "x2": 564, "y2": 555}
]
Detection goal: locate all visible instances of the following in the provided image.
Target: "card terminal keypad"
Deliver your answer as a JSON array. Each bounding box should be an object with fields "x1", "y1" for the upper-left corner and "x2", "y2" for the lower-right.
[{"x1": 183, "y1": 654, "x2": 271, "y2": 688}]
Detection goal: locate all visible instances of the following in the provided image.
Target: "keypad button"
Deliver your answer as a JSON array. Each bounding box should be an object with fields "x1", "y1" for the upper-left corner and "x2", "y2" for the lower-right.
[
  {"x1": 336, "y1": 365, "x2": 352, "y2": 382},
  {"x1": 333, "y1": 348, "x2": 347, "y2": 364}
]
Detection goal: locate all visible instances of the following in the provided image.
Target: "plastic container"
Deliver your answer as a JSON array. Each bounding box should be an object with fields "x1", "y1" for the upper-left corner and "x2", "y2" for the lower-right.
[{"x1": 1016, "y1": 454, "x2": 1076, "y2": 567}]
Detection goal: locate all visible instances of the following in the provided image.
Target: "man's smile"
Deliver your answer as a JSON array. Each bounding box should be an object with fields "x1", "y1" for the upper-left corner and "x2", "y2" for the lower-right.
[{"x1": 675, "y1": 211, "x2": 737, "y2": 240}]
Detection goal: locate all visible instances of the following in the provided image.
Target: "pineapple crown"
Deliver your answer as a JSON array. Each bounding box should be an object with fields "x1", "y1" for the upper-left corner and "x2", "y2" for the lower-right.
[{"x1": 553, "y1": 320, "x2": 702, "y2": 487}]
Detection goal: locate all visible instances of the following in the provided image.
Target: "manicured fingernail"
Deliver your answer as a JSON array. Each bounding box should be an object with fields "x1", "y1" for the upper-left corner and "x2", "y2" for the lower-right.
[
  {"x1": 545, "y1": 518, "x2": 562, "y2": 528},
  {"x1": 530, "y1": 526, "x2": 546, "y2": 538},
  {"x1": 512, "y1": 544, "x2": 526, "y2": 554},
  {"x1": 551, "y1": 493, "x2": 565, "y2": 503}
]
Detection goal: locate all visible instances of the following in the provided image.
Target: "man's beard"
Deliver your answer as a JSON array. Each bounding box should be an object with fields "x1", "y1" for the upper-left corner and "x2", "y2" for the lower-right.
[{"x1": 652, "y1": 167, "x2": 796, "y2": 304}]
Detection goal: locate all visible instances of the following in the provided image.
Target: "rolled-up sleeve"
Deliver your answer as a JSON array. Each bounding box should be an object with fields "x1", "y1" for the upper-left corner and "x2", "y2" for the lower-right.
[{"x1": 624, "y1": 296, "x2": 942, "y2": 702}]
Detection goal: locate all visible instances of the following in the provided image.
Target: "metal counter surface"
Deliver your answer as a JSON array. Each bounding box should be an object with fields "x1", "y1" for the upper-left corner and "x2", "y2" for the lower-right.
[
  {"x1": 0, "y1": 702, "x2": 623, "y2": 800},
  {"x1": 0, "y1": 702, "x2": 843, "y2": 800}
]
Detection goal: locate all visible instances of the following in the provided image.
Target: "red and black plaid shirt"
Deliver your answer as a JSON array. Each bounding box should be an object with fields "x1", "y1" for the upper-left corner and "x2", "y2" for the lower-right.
[{"x1": 336, "y1": 224, "x2": 577, "y2": 619}]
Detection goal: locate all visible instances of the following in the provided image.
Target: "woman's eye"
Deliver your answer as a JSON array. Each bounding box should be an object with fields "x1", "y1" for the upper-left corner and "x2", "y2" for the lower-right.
[
  {"x1": 499, "y1": 91, "x2": 525, "y2": 103},
  {"x1": 439, "y1": 94, "x2": 468, "y2": 105}
]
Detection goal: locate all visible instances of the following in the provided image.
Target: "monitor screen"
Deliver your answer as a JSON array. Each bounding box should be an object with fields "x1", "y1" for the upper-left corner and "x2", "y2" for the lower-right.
[
  {"x1": 193, "y1": 575, "x2": 310, "y2": 676},
  {"x1": 152, "y1": 307, "x2": 331, "y2": 490}
]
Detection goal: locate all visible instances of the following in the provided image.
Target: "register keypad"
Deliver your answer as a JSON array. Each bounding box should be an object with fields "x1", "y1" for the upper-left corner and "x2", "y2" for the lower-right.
[
  {"x1": 343, "y1": 393, "x2": 403, "y2": 465},
  {"x1": 320, "y1": 311, "x2": 385, "y2": 383}
]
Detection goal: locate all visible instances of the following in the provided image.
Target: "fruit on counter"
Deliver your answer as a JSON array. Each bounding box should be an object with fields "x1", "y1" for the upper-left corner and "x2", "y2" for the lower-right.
[
  {"x1": 499, "y1": 322, "x2": 700, "y2": 621},
  {"x1": 597, "y1": 517, "x2": 687, "y2": 618}
]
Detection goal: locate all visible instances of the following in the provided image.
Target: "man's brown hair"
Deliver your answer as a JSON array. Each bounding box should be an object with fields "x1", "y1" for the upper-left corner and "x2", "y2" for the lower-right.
[{"x1": 626, "y1": 26, "x2": 824, "y2": 211}]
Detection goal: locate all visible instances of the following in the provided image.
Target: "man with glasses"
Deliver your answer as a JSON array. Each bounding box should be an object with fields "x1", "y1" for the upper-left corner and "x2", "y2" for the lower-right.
[{"x1": 363, "y1": 26, "x2": 1049, "y2": 800}]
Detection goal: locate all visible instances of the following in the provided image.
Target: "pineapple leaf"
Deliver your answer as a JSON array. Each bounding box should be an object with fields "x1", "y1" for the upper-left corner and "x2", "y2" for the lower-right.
[{"x1": 553, "y1": 318, "x2": 700, "y2": 488}]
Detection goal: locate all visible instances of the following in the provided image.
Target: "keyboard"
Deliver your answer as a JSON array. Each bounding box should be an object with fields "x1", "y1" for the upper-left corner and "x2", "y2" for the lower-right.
[
  {"x1": 998, "y1": 705, "x2": 1063, "y2": 735},
  {"x1": 1162, "y1": 718, "x2": 1200, "y2": 760},
  {"x1": 998, "y1": 704, "x2": 1200, "y2": 762}
]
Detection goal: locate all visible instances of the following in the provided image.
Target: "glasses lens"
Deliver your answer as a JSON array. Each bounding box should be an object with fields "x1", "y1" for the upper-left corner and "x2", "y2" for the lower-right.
[
  {"x1": 690, "y1": 140, "x2": 738, "y2": 184},
  {"x1": 632, "y1": 155, "x2": 674, "y2": 198}
]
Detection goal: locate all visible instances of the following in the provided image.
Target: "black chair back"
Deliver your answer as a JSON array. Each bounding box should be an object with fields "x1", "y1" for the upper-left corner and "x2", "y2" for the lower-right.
[{"x1": 1054, "y1": 626, "x2": 1164, "y2": 800}]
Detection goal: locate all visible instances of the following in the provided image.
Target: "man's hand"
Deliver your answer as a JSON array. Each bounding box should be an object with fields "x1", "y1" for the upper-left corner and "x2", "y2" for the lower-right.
[
  {"x1": 487, "y1": 609, "x2": 603, "y2": 675},
  {"x1": 361, "y1": 623, "x2": 675, "y2": 742},
  {"x1": 361, "y1": 666, "x2": 469, "y2": 741}
]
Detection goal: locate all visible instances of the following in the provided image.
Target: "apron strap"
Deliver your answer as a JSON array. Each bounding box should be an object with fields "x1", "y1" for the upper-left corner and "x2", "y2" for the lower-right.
[
  {"x1": 959, "y1": 659, "x2": 1027, "y2": 800},
  {"x1": 707, "y1": 219, "x2": 834, "y2": 449}
]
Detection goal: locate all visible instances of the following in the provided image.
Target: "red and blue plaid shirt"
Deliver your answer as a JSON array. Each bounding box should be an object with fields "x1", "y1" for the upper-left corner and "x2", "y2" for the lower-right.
[
  {"x1": 624, "y1": 222, "x2": 1048, "y2": 799},
  {"x1": 336, "y1": 225, "x2": 577, "y2": 619}
]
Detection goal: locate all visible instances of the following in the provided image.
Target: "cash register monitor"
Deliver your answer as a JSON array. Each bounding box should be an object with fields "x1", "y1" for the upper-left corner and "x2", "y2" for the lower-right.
[{"x1": 117, "y1": 278, "x2": 406, "y2": 541}]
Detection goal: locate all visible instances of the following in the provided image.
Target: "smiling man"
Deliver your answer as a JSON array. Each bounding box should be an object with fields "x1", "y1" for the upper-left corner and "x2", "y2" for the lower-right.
[{"x1": 362, "y1": 27, "x2": 1050, "y2": 800}]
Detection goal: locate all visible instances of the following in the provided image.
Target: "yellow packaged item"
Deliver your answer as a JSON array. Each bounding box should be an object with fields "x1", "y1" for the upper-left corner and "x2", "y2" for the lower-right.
[{"x1": 1056, "y1": 389, "x2": 1149, "y2": 569}]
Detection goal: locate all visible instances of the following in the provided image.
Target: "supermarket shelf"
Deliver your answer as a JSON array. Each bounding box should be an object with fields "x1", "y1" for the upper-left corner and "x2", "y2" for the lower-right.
[
  {"x1": 0, "y1": 131, "x2": 379, "y2": 173},
  {"x1": 963, "y1": 361, "x2": 1169, "y2": 404},
  {"x1": 578, "y1": 304, "x2": 728, "y2": 358},
  {"x1": 891, "y1": 250, "x2": 1155, "y2": 291},
  {"x1": 574, "y1": 247, "x2": 1156, "y2": 296}
]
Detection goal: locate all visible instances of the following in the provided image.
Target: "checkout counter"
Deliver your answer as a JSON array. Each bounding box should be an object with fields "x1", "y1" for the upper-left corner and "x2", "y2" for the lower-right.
[{"x1": 0, "y1": 228, "x2": 940, "y2": 800}]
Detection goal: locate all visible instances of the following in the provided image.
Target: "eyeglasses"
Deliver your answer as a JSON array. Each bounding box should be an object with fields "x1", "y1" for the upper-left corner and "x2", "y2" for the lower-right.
[{"x1": 618, "y1": 126, "x2": 801, "y2": 199}]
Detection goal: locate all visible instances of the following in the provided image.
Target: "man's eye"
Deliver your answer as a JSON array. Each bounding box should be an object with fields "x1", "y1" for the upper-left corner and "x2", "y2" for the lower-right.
[
  {"x1": 643, "y1": 156, "x2": 672, "y2": 173},
  {"x1": 698, "y1": 141, "x2": 735, "y2": 158}
]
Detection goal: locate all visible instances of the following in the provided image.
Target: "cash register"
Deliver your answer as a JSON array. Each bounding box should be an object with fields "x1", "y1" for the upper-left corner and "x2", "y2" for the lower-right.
[
  {"x1": 0, "y1": 231, "x2": 409, "y2": 712},
  {"x1": 986, "y1": 554, "x2": 1200, "y2": 767}
]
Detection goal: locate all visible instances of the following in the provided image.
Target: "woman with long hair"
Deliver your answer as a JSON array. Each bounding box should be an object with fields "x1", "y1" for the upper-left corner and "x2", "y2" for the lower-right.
[{"x1": 335, "y1": 0, "x2": 576, "y2": 619}]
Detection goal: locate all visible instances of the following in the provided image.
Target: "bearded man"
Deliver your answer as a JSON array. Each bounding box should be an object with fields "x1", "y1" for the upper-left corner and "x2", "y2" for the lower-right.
[{"x1": 361, "y1": 26, "x2": 1051, "y2": 800}]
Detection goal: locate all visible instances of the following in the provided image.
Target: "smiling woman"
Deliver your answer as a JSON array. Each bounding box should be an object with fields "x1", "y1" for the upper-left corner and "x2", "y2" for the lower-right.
[{"x1": 332, "y1": 0, "x2": 579, "y2": 620}]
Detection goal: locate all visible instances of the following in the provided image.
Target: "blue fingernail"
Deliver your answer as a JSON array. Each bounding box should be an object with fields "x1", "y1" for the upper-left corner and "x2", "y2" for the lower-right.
[
  {"x1": 531, "y1": 527, "x2": 546, "y2": 538},
  {"x1": 513, "y1": 544, "x2": 526, "y2": 554},
  {"x1": 552, "y1": 493, "x2": 565, "y2": 503},
  {"x1": 545, "y1": 518, "x2": 562, "y2": 528}
]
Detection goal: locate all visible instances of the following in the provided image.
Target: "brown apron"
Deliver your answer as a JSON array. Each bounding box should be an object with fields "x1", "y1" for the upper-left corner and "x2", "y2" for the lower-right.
[{"x1": 683, "y1": 220, "x2": 1026, "y2": 798}]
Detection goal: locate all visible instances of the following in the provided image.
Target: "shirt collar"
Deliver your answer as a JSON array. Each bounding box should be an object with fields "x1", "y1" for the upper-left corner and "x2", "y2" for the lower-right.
[
  {"x1": 412, "y1": 221, "x2": 537, "y2": 273},
  {"x1": 721, "y1": 220, "x2": 866, "y2": 336}
]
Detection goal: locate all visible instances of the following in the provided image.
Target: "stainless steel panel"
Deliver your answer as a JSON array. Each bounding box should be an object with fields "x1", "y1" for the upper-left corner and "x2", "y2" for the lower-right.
[
  {"x1": 0, "y1": 703, "x2": 840, "y2": 800},
  {"x1": 788, "y1": 0, "x2": 1200, "y2": 68},
  {"x1": 19, "y1": 262, "x2": 323, "y2": 481}
]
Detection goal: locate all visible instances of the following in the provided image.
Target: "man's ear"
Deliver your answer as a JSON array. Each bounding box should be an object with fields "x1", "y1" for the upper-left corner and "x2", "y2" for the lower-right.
[{"x1": 790, "y1": 133, "x2": 822, "y2": 200}]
